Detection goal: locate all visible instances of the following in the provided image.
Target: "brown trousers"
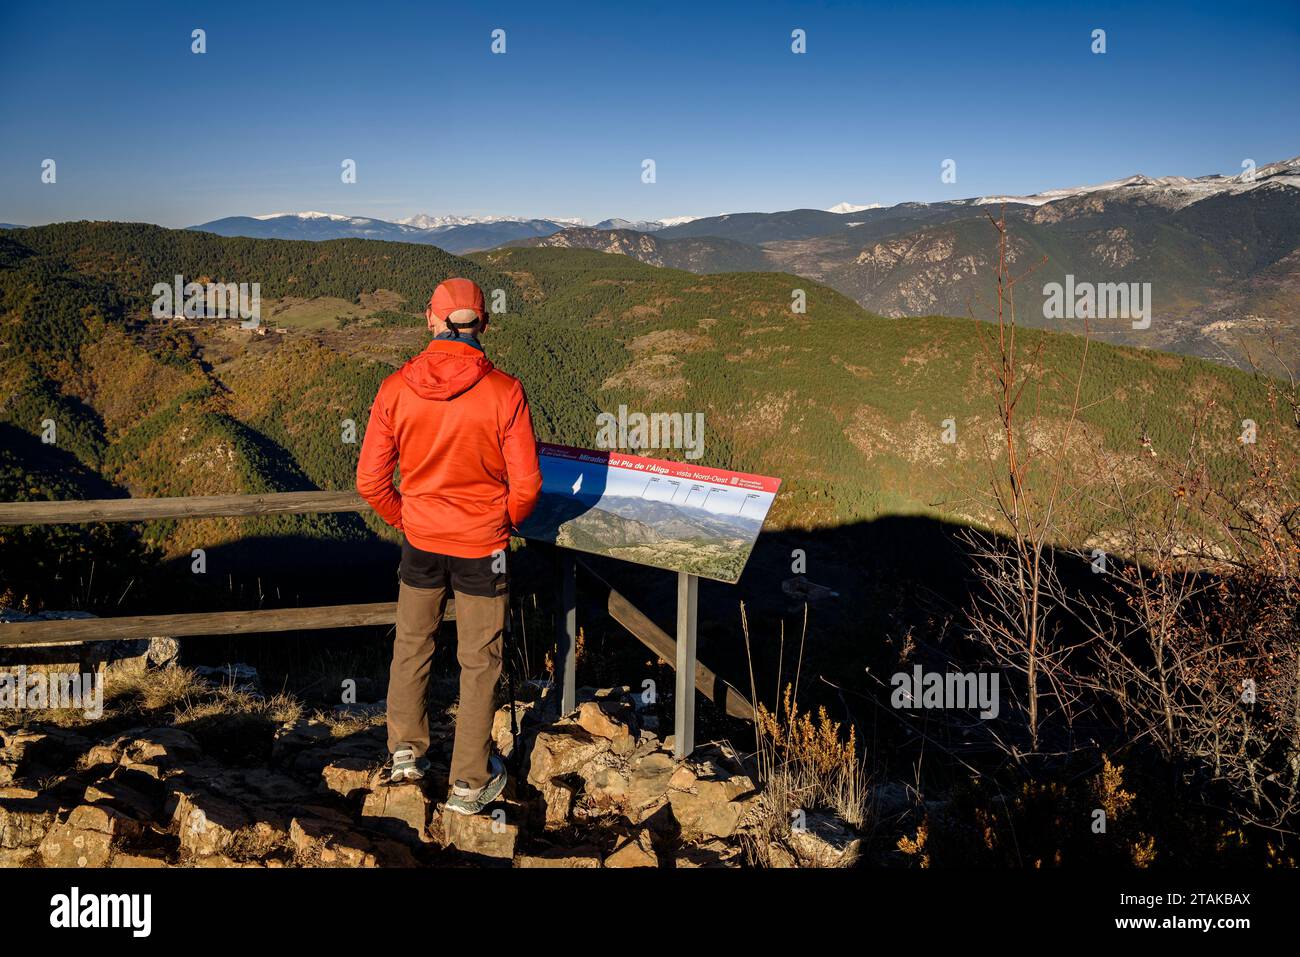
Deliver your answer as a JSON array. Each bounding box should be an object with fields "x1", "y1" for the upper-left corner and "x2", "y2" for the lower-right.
[{"x1": 386, "y1": 546, "x2": 507, "y2": 790}]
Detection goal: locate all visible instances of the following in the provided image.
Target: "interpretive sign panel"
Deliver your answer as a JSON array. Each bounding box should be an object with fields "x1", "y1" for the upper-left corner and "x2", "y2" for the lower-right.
[{"x1": 516, "y1": 443, "x2": 781, "y2": 583}]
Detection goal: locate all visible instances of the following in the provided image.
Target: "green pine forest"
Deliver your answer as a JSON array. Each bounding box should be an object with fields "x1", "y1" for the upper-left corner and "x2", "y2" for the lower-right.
[{"x1": 0, "y1": 221, "x2": 1287, "y2": 613}]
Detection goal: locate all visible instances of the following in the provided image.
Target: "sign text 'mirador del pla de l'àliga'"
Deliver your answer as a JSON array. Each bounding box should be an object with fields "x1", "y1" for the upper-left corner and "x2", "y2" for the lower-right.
[{"x1": 515, "y1": 444, "x2": 782, "y2": 584}]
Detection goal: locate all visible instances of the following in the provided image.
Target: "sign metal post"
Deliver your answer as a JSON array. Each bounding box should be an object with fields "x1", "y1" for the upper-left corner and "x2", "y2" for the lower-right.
[
  {"x1": 674, "y1": 571, "x2": 699, "y2": 759},
  {"x1": 557, "y1": 551, "x2": 577, "y2": 714}
]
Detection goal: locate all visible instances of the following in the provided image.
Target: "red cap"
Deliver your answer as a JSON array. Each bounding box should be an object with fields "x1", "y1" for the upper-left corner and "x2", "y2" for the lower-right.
[{"x1": 427, "y1": 278, "x2": 487, "y2": 328}]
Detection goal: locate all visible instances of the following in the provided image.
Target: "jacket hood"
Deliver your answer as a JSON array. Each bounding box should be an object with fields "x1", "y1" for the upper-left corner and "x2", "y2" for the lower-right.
[{"x1": 399, "y1": 339, "x2": 495, "y2": 400}]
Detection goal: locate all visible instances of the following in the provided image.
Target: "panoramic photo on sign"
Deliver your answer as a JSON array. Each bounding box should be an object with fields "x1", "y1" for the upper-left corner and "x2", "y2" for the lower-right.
[{"x1": 516, "y1": 444, "x2": 781, "y2": 583}]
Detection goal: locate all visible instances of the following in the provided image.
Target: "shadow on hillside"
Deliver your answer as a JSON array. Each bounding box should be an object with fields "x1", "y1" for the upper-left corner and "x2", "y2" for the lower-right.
[
  {"x1": 89, "y1": 511, "x2": 1147, "y2": 784},
  {"x1": 139, "y1": 513, "x2": 1112, "y2": 725},
  {"x1": 0, "y1": 422, "x2": 123, "y2": 499},
  {"x1": 564, "y1": 511, "x2": 1127, "y2": 758},
  {"x1": 6, "y1": 510, "x2": 1255, "y2": 867},
  {"x1": 146, "y1": 533, "x2": 405, "y2": 686}
]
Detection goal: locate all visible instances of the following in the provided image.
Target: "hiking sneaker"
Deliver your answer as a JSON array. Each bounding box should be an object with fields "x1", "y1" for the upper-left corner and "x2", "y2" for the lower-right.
[
  {"x1": 445, "y1": 755, "x2": 507, "y2": 815},
  {"x1": 388, "y1": 744, "x2": 430, "y2": 783}
]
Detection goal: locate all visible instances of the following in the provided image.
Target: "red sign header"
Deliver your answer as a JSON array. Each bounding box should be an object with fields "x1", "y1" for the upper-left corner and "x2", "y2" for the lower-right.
[{"x1": 536, "y1": 443, "x2": 782, "y2": 495}]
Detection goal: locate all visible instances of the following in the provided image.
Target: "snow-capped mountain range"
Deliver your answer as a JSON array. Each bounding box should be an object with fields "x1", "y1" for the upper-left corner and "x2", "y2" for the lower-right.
[
  {"x1": 393, "y1": 213, "x2": 702, "y2": 231},
  {"x1": 188, "y1": 211, "x2": 706, "y2": 253},
  {"x1": 967, "y1": 158, "x2": 1300, "y2": 208},
  {"x1": 184, "y1": 158, "x2": 1298, "y2": 255},
  {"x1": 395, "y1": 212, "x2": 588, "y2": 231},
  {"x1": 826, "y1": 202, "x2": 883, "y2": 213}
]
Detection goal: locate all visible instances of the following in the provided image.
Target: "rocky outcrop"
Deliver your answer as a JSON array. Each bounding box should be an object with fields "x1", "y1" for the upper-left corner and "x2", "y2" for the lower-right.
[
  {"x1": 361, "y1": 776, "x2": 432, "y2": 844},
  {"x1": 0, "y1": 681, "x2": 859, "y2": 869},
  {"x1": 787, "y1": 810, "x2": 861, "y2": 867},
  {"x1": 442, "y1": 802, "x2": 521, "y2": 863},
  {"x1": 508, "y1": 686, "x2": 768, "y2": 864}
]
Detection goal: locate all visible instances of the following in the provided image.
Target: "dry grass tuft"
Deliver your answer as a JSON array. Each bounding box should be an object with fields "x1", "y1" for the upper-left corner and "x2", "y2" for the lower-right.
[
  {"x1": 172, "y1": 682, "x2": 301, "y2": 726},
  {"x1": 740, "y1": 604, "x2": 868, "y2": 867},
  {"x1": 106, "y1": 665, "x2": 207, "y2": 713}
]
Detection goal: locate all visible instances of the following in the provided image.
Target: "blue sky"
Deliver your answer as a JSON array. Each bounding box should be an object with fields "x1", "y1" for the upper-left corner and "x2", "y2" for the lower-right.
[{"x1": 1, "y1": 1, "x2": 1296, "y2": 227}]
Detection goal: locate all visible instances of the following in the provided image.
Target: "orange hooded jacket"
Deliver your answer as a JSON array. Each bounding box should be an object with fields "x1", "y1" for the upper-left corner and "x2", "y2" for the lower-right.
[{"x1": 356, "y1": 338, "x2": 542, "y2": 558}]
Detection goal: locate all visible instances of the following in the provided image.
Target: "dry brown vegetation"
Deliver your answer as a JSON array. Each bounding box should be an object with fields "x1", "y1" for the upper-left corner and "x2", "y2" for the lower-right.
[
  {"x1": 739, "y1": 605, "x2": 868, "y2": 867},
  {"x1": 939, "y1": 211, "x2": 1299, "y2": 852}
]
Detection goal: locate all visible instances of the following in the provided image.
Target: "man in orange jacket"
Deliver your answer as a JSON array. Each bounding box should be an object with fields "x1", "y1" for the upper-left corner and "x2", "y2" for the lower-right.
[{"x1": 357, "y1": 277, "x2": 542, "y2": 815}]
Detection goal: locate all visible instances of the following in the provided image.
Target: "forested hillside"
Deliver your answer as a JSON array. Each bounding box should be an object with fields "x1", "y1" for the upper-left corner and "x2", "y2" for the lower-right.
[
  {"x1": 0, "y1": 225, "x2": 514, "y2": 610},
  {"x1": 11, "y1": 221, "x2": 510, "y2": 314},
  {"x1": 2, "y1": 220, "x2": 1296, "y2": 865},
  {"x1": 0, "y1": 223, "x2": 1286, "y2": 610},
  {"x1": 501, "y1": 167, "x2": 1300, "y2": 370},
  {"x1": 473, "y1": 246, "x2": 1279, "y2": 534}
]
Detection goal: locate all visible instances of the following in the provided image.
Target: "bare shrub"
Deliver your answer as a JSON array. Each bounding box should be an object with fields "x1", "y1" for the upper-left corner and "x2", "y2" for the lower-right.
[
  {"x1": 1075, "y1": 388, "x2": 1299, "y2": 831},
  {"x1": 739, "y1": 604, "x2": 868, "y2": 866},
  {"x1": 958, "y1": 209, "x2": 1090, "y2": 753},
  {"x1": 957, "y1": 213, "x2": 1298, "y2": 838}
]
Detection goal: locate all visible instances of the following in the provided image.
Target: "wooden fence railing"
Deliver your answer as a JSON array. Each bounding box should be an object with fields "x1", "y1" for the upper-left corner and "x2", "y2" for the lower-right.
[
  {"x1": 0, "y1": 603, "x2": 403, "y2": 648},
  {"x1": 0, "y1": 490, "x2": 366, "y2": 526},
  {"x1": 0, "y1": 491, "x2": 753, "y2": 755}
]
